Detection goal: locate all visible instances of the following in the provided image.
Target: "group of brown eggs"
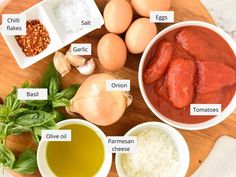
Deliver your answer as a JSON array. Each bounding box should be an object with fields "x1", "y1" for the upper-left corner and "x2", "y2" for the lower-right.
[{"x1": 97, "y1": 0, "x2": 171, "y2": 72}]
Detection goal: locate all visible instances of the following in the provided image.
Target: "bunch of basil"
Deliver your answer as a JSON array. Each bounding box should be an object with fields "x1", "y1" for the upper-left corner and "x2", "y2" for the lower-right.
[{"x1": 0, "y1": 62, "x2": 79, "y2": 175}]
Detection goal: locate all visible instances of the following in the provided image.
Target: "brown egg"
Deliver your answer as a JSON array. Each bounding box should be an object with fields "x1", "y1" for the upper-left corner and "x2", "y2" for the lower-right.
[
  {"x1": 104, "y1": 0, "x2": 133, "y2": 34},
  {"x1": 97, "y1": 33, "x2": 127, "y2": 72},
  {"x1": 125, "y1": 18, "x2": 157, "y2": 54},
  {"x1": 131, "y1": 0, "x2": 171, "y2": 17}
]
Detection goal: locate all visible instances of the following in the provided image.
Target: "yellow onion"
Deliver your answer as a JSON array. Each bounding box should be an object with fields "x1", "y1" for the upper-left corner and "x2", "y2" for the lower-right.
[{"x1": 66, "y1": 74, "x2": 133, "y2": 126}]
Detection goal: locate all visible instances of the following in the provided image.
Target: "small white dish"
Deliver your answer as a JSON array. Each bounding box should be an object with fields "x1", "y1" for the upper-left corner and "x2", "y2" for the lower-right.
[
  {"x1": 116, "y1": 122, "x2": 190, "y2": 177},
  {"x1": 138, "y1": 21, "x2": 236, "y2": 130},
  {"x1": 2, "y1": 5, "x2": 62, "y2": 69},
  {"x1": 41, "y1": 0, "x2": 104, "y2": 45},
  {"x1": 1, "y1": 0, "x2": 104, "y2": 69},
  {"x1": 37, "y1": 119, "x2": 112, "y2": 177}
]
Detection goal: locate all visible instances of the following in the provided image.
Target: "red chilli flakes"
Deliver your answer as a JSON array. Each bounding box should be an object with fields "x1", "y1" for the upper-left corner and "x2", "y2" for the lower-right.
[{"x1": 15, "y1": 19, "x2": 50, "y2": 57}]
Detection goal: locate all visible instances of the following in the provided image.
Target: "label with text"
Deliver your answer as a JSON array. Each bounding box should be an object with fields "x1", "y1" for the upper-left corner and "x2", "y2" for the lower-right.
[
  {"x1": 107, "y1": 136, "x2": 137, "y2": 153},
  {"x1": 71, "y1": 43, "x2": 92, "y2": 55},
  {"x1": 41, "y1": 130, "x2": 71, "y2": 142},
  {"x1": 106, "y1": 80, "x2": 130, "y2": 91},
  {"x1": 1, "y1": 14, "x2": 26, "y2": 35},
  {"x1": 150, "y1": 11, "x2": 174, "y2": 23},
  {"x1": 77, "y1": 17, "x2": 101, "y2": 29},
  {"x1": 17, "y1": 88, "x2": 48, "y2": 100},
  {"x1": 190, "y1": 104, "x2": 222, "y2": 116}
]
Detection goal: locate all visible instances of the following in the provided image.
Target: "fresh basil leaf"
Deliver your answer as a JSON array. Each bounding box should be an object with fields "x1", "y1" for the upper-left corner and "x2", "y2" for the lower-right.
[
  {"x1": 32, "y1": 119, "x2": 57, "y2": 144},
  {"x1": 32, "y1": 130, "x2": 40, "y2": 144},
  {"x1": 0, "y1": 124, "x2": 7, "y2": 139},
  {"x1": 15, "y1": 110, "x2": 55, "y2": 128},
  {"x1": 0, "y1": 122, "x2": 16, "y2": 140},
  {"x1": 4, "y1": 87, "x2": 21, "y2": 112},
  {"x1": 7, "y1": 125, "x2": 32, "y2": 135},
  {"x1": 49, "y1": 76, "x2": 60, "y2": 96},
  {"x1": 42, "y1": 119, "x2": 57, "y2": 130},
  {"x1": 51, "y1": 110, "x2": 66, "y2": 122},
  {"x1": 4, "y1": 93, "x2": 19, "y2": 111},
  {"x1": 40, "y1": 62, "x2": 59, "y2": 89},
  {"x1": 0, "y1": 143, "x2": 15, "y2": 168},
  {"x1": 0, "y1": 123, "x2": 30, "y2": 137},
  {"x1": 40, "y1": 104, "x2": 53, "y2": 112},
  {"x1": 9, "y1": 108, "x2": 28, "y2": 117},
  {"x1": 52, "y1": 98, "x2": 70, "y2": 108},
  {"x1": 24, "y1": 100, "x2": 48, "y2": 108},
  {"x1": 37, "y1": 119, "x2": 56, "y2": 132},
  {"x1": 32, "y1": 120, "x2": 57, "y2": 144},
  {"x1": 21, "y1": 81, "x2": 30, "y2": 88},
  {"x1": 55, "y1": 84, "x2": 79, "y2": 100},
  {"x1": 4, "y1": 93, "x2": 13, "y2": 108},
  {"x1": 13, "y1": 150, "x2": 37, "y2": 175},
  {"x1": 0, "y1": 106, "x2": 10, "y2": 122},
  {"x1": 33, "y1": 120, "x2": 57, "y2": 137},
  {"x1": 11, "y1": 100, "x2": 21, "y2": 112}
]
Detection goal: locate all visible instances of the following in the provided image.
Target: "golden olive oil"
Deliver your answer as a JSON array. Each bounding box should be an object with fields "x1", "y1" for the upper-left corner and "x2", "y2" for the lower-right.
[{"x1": 46, "y1": 124, "x2": 105, "y2": 177}]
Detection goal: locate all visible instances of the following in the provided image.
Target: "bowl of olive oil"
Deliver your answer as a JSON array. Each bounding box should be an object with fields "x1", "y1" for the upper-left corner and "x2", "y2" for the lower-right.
[{"x1": 37, "y1": 119, "x2": 112, "y2": 177}]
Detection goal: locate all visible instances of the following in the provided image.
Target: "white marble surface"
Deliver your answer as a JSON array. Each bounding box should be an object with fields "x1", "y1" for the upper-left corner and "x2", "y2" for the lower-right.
[{"x1": 201, "y1": 0, "x2": 236, "y2": 41}]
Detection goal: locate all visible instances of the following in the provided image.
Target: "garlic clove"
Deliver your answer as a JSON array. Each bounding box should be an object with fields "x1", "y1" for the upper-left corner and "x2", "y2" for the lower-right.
[
  {"x1": 77, "y1": 58, "x2": 96, "y2": 75},
  {"x1": 65, "y1": 50, "x2": 86, "y2": 67},
  {"x1": 53, "y1": 51, "x2": 71, "y2": 77}
]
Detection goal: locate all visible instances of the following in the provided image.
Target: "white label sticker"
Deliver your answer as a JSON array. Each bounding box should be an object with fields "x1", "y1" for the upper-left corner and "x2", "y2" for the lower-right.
[
  {"x1": 106, "y1": 80, "x2": 130, "y2": 91},
  {"x1": 190, "y1": 104, "x2": 221, "y2": 116},
  {"x1": 17, "y1": 88, "x2": 48, "y2": 100},
  {"x1": 76, "y1": 17, "x2": 102, "y2": 29},
  {"x1": 1, "y1": 14, "x2": 26, "y2": 35},
  {"x1": 107, "y1": 136, "x2": 137, "y2": 153},
  {"x1": 150, "y1": 11, "x2": 174, "y2": 23},
  {"x1": 41, "y1": 130, "x2": 71, "y2": 142},
  {"x1": 71, "y1": 43, "x2": 92, "y2": 55}
]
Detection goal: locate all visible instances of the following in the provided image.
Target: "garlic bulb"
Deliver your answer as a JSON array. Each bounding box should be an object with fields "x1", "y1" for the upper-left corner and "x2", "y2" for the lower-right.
[
  {"x1": 65, "y1": 49, "x2": 86, "y2": 67},
  {"x1": 66, "y1": 74, "x2": 133, "y2": 126},
  {"x1": 53, "y1": 52, "x2": 71, "y2": 77}
]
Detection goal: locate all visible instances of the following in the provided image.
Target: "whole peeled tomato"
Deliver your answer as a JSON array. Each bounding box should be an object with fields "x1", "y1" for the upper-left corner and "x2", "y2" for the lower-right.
[
  {"x1": 97, "y1": 33, "x2": 127, "y2": 72},
  {"x1": 131, "y1": 0, "x2": 171, "y2": 17},
  {"x1": 125, "y1": 18, "x2": 157, "y2": 54},
  {"x1": 104, "y1": 0, "x2": 133, "y2": 34}
]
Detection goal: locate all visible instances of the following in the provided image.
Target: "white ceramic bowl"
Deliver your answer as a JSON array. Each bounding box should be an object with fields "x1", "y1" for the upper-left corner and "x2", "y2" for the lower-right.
[
  {"x1": 1, "y1": 0, "x2": 104, "y2": 69},
  {"x1": 138, "y1": 21, "x2": 236, "y2": 130},
  {"x1": 116, "y1": 122, "x2": 190, "y2": 177},
  {"x1": 37, "y1": 119, "x2": 112, "y2": 177}
]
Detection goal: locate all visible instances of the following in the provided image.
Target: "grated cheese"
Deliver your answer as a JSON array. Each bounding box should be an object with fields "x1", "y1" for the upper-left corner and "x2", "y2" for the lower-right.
[{"x1": 121, "y1": 127, "x2": 180, "y2": 177}]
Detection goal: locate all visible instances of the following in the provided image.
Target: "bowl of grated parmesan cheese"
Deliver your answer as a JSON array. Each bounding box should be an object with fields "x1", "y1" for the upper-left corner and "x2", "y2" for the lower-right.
[{"x1": 116, "y1": 122, "x2": 189, "y2": 177}]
